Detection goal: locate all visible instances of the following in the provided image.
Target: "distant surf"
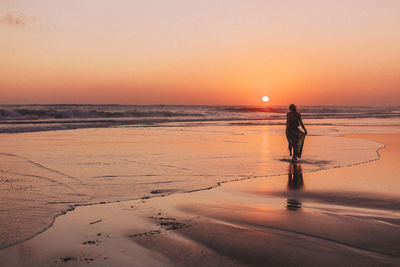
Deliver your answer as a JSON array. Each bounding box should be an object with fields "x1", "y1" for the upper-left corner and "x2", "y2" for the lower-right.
[{"x1": 1, "y1": 105, "x2": 400, "y2": 133}]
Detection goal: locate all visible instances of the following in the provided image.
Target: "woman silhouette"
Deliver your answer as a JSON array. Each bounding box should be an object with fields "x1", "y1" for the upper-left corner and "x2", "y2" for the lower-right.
[{"x1": 286, "y1": 104, "x2": 307, "y2": 162}]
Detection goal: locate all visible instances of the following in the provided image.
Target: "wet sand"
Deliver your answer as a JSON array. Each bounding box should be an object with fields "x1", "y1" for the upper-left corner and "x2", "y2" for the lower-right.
[
  {"x1": 0, "y1": 125, "x2": 383, "y2": 250},
  {"x1": 0, "y1": 133, "x2": 400, "y2": 266}
]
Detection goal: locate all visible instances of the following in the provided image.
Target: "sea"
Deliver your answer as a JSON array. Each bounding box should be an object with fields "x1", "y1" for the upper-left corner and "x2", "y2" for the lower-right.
[
  {"x1": 1, "y1": 105, "x2": 400, "y2": 133},
  {"x1": 1, "y1": 105, "x2": 400, "y2": 249}
]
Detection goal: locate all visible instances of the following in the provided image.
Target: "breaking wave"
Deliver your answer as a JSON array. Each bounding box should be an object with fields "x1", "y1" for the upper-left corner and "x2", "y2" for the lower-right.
[{"x1": 0, "y1": 105, "x2": 399, "y2": 133}]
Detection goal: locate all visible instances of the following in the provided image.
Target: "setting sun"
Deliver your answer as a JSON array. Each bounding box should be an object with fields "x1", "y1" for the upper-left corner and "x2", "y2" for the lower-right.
[{"x1": 262, "y1": 96, "x2": 270, "y2": 103}]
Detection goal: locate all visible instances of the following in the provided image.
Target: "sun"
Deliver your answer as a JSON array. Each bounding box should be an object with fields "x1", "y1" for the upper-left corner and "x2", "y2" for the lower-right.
[{"x1": 262, "y1": 96, "x2": 270, "y2": 103}]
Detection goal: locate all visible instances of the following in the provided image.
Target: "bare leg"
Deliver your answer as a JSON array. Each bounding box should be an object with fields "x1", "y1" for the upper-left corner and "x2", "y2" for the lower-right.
[
  {"x1": 292, "y1": 144, "x2": 298, "y2": 162},
  {"x1": 288, "y1": 143, "x2": 292, "y2": 156}
]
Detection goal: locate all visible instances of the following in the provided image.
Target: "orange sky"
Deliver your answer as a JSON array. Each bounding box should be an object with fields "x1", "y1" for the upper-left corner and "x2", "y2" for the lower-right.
[{"x1": 1, "y1": 0, "x2": 400, "y2": 105}]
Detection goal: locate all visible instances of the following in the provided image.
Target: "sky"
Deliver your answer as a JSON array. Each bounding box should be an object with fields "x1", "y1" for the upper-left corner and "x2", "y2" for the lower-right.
[{"x1": 1, "y1": 0, "x2": 400, "y2": 105}]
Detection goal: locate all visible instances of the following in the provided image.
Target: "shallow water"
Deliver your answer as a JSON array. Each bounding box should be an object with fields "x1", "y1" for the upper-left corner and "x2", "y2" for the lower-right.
[{"x1": 0, "y1": 123, "x2": 393, "y2": 249}]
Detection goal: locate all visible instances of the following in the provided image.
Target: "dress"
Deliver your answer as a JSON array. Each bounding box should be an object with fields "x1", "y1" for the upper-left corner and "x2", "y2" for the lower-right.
[{"x1": 286, "y1": 111, "x2": 302, "y2": 157}]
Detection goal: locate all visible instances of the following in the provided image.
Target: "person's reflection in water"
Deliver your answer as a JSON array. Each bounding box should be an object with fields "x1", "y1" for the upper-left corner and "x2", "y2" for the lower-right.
[{"x1": 286, "y1": 163, "x2": 304, "y2": 210}]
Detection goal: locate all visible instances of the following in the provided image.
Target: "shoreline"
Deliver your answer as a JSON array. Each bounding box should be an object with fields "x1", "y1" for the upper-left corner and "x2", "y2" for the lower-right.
[
  {"x1": 0, "y1": 132, "x2": 386, "y2": 251},
  {"x1": 0, "y1": 132, "x2": 399, "y2": 266}
]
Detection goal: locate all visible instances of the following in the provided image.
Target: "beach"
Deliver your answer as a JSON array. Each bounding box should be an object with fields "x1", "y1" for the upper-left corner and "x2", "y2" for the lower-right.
[
  {"x1": 2, "y1": 0, "x2": 400, "y2": 265},
  {"x1": 1, "y1": 106, "x2": 400, "y2": 266},
  {"x1": 0, "y1": 124, "x2": 400, "y2": 266}
]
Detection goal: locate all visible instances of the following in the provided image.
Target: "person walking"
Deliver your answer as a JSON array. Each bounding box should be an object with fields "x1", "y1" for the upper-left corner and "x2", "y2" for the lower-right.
[{"x1": 286, "y1": 104, "x2": 307, "y2": 162}]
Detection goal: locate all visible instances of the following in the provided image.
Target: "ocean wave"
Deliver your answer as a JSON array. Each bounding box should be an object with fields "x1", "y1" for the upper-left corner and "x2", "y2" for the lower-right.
[
  {"x1": 0, "y1": 107, "x2": 204, "y2": 120},
  {"x1": 221, "y1": 106, "x2": 283, "y2": 113},
  {"x1": 0, "y1": 105, "x2": 399, "y2": 133}
]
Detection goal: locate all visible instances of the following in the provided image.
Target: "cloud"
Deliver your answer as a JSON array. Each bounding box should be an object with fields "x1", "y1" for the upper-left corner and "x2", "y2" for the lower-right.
[{"x1": 0, "y1": 12, "x2": 37, "y2": 27}]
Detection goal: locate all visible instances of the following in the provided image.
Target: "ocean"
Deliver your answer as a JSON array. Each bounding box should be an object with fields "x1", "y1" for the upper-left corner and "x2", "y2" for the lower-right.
[
  {"x1": 1, "y1": 105, "x2": 400, "y2": 249},
  {"x1": 1, "y1": 105, "x2": 400, "y2": 133}
]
